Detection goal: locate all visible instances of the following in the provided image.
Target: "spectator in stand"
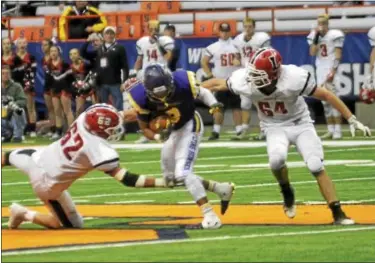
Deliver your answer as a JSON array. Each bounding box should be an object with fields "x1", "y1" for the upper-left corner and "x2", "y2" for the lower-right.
[
  {"x1": 1, "y1": 66, "x2": 27, "y2": 143},
  {"x1": 59, "y1": 0, "x2": 107, "y2": 41},
  {"x1": 14, "y1": 38, "x2": 37, "y2": 138},
  {"x1": 41, "y1": 38, "x2": 56, "y2": 138},
  {"x1": 1, "y1": 38, "x2": 22, "y2": 78},
  {"x1": 68, "y1": 48, "x2": 96, "y2": 116},
  {"x1": 80, "y1": 32, "x2": 102, "y2": 65},
  {"x1": 96, "y1": 26, "x2": 128, "y2": 110},
  {"x1": 47, "y1": 46, "x2": 72, "y2": 139},
  {"x1": 163, "y1": 24, "x2": 180, "y2": 71}
]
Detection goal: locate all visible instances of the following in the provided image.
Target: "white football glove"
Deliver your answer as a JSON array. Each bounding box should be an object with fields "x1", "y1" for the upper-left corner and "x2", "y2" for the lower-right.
[
  {"x1": 362, "y1": 75, "x2": 375, "y2": 90},
  {"x1": 348, "y1": 115, "x2": 372, "y2": 137}
]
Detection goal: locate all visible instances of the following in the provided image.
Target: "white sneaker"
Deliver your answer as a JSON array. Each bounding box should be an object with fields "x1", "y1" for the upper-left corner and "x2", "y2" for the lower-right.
[
  {"x1": 29, "y1": 132, "x2": 37, "y2": 138},
  {"x1": 283, "y1": 204, "x2": 297, "y2": 219},
  {"x1": 50, "y1": 133, "x2": 61, "y2": 140},
  {"x1": 8, "y1": 203, "x2": 28, "y2": 229},
  {"x1": 320, "y1": 132, "x2": 333, "y2": 139},
  {"x1": 202, "y1": 212, "x2": 222, "y2": 229},
  {"x1": 332, "y1": 132, "x2": 342, "y2": 140},
  {"x1": 135, "y1": 136, "x2": 149, "y2": 144},
  {"x1": 335, "y1": 217, "x2": 355, "y2": 225},
  {"x1": 215, "y1": 183, "x2": 236, "y2": 215}
]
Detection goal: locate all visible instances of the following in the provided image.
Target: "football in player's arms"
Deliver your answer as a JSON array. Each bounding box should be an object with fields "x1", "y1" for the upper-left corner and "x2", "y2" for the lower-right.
[{"x1": 128, "y1": 63, "x2": 235, "y2": 229}]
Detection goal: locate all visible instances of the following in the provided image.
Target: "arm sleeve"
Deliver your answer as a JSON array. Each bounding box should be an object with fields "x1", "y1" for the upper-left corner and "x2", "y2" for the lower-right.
[
  {"x1": 161, "y1": 37, "x2": 175, "y2": 51},
  {"x1": 333, "y1": 36, "x2": 345, "y2": 48},
  {"x1": 58, "y1": 6, "x2": 72, "y2": 41},
  {"x1": 136, "y1": 39, "x2": 143, "y2": 56},
  {"x1": 89, "y1": 7, "x2": 107, "y2": 33},
  {"x1": 307, "y1": 31, "x2": 314, "y2": 46},
  {"x1": 197, "y1": 86, "x2": 218, "y2": 107},
  {"x1": 240, "y1": 94, "x2": 252, "y2": 110},
  {"x1": 80, "y1": 41, "x2": 97, "y2": 62},
  {"x1": 226, "y1": 76, "x2": 239, "y2": 95},
  {"x1": 186, "y1": 71, "x2": 199, "y2": 99},
  {"x1": 88, "y1": 143, "x2": 120, "y2": 172},
  {"x1": 300, "y1": 71, "x2": 317, "y2": 97},
  {"x1": 203, "y1": 44, "x2": 214, "y2": 58}
]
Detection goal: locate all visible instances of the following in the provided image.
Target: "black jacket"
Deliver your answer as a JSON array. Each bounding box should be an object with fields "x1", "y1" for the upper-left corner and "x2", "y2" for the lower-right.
[{"x1": 96, "y1": 42, "x2": 128, "y2": 85}]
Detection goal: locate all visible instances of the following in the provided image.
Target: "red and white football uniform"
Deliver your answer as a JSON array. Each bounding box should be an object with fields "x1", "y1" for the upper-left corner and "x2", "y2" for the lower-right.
[
  {"x1": 204, "y1": 38, "x2": 241, "y2": 79},
  {"x1": 233, "y1": 32, "x2": 271, "y2": 66},
  {"x1": 307, "y1": 29, "x2": 345, "y2": 87},
  {"x1": 8, "y1": 104, "x2": 124, "y2": 227},
  {"x1": 227, "y1": 48, "x2": 324, "y2": 174},
  {"x1": 136, "y1": 36, "x2": 175, "y2": 70}
]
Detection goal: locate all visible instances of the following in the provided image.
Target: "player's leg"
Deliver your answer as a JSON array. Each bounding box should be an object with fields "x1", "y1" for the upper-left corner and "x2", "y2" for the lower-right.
[
  {"x1": 295, "y1": 124, "x2": 354, "y2": 225},
  {"x1": 51, "y1": 94, "x2": 64, "y2": 139},
  {"x1": 4, "y1": 149, "x2": 62, "y2": 229},
  {"x1": 175, "y1": 115, "x2": 221, "y2": 229},
  {"x1": 26, "y1": 92, "x2": 37, "y2": 137},
  {"x1": 161, "y1": 130, "x2": 178, "y2": 187},
  {"x1": 75, "y1": 96, "x2": 86, "y2": 117},
  {"x1": 61, "y1": 92, "x2": 74, "y2": 126},
  {"x1": 266, "y1": 127, "x2": 295, "y2": 218},
  {"x1": 209, "y1": 91, "x2": 226, "y2": 140},
  {"x1": 43, "y1": 92, "x2": 56, "y2": 137},
  {"x1": 233, "y1": 94, "x2": 252, "y2": 140},
  {"x1": 230, "y1": 93, "x2": 244, "y2": 140}
]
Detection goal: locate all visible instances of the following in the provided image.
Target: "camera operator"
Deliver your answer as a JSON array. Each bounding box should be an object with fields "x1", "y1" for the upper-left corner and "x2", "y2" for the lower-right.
[{"x1": 1, "y1": 66, "x2": 27, "y2": 143}]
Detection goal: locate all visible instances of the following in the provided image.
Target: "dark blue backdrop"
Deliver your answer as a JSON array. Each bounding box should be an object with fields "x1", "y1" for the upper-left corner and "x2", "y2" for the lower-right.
[{"x1": 27, "y1": 32, "x2": 371, "y2": 106}]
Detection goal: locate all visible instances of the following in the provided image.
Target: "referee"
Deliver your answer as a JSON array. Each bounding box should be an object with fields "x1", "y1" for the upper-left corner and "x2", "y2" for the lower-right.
[{"x1": 96, "y1": 26, "x2": 128, "y2": 110}]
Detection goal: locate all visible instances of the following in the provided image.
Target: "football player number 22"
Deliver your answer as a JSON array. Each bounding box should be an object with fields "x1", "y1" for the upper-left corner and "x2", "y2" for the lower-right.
[
  {"x1": 258, "y1": 101, "x2": 288, "y2": 117},
  {"x1": 60, "y1": 122, "x2": 83, "y2": 160}
]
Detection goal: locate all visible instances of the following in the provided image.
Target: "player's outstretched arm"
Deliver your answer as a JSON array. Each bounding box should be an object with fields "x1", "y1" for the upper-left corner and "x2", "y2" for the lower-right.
[
  {"x1": 106, "y1": 167, "x2": 166, "y2": 188},
  {"x1": 312, "y1": 86, "x2": 371, "y2": 137},
  {"x1": 201, "y1": 78, "x2": 228, "y2": 92}
]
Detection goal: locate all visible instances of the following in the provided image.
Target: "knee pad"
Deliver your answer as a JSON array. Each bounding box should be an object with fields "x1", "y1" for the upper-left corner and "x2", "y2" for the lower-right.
[
  {"x1": 269, "y1": 151, "x2": 287, "y2": 171},
  {"x1": 306, "y1": 156, "x2": 324, "y2": 175}
]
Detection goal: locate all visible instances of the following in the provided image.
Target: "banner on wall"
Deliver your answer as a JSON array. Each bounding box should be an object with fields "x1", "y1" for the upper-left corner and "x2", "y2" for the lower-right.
[{"x1": 30, "y1": 32, "x2": 372, "y2": 106}]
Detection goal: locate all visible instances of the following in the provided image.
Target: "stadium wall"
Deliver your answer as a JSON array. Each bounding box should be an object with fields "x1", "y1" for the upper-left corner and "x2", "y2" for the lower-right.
[{"x1": 29, "y1": 33, "x2": 372, "y2": 119}]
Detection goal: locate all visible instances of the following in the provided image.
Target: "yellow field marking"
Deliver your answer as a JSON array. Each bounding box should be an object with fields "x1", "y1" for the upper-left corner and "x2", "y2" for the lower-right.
[
  {"x1": 2, "y1": 204, "x2": 374, "y2": 252},
  {"x1": 2, "y1": 229, "x2": 158, "y2": 251}
]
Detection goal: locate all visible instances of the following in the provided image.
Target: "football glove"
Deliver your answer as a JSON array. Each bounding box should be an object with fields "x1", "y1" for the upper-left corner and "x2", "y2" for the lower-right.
[
  {"x1": 209, "y1": 102, "x2": 224, "y2": 115},
  {"x1": 348, "y1": 115, "x2": 371, "y2": 137}
]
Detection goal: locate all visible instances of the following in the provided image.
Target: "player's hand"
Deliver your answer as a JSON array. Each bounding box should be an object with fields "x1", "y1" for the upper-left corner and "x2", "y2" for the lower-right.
[
  {"x1": 326, "y1": 71, "x2": 335, "y2": 83},
  {"x1": 154, "y1": 128, "x2": 172, "y2": 143},
  {"x1": 209, "y1": 102, "x2": 224, "y2": 114},
  {"x1": 348, "y1": 115, "x2": 371, "y2": 137},
  {"x1": 362, "y1": 75, "x2": 375, "y2": 90}
]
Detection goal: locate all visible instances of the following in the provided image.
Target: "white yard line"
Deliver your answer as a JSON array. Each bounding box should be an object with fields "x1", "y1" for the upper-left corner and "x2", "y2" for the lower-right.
[
  {"x1": 2, "y1": 141, "x2": 375, "y2": 151},
  {"x1": 2, "y1": 176, "x2": 374, "y2": 204},
  {"x1": 3, "y1": 156, "x2": 374, "y2": 186},
  {"x1": 3, "y1": 226, "x2": 375, "y2": 256},
  {"x1": 2, "y1": 147, "x2": 374, "y2": 174},
  {"x1": 251, "y1": 199, "x2": 375, "y2": 205}
]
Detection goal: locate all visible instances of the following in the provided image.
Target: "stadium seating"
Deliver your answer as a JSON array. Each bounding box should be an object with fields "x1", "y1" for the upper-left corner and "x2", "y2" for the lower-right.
[{"x1": 2, "y1": 3, "x2": 374, "y2": 40}]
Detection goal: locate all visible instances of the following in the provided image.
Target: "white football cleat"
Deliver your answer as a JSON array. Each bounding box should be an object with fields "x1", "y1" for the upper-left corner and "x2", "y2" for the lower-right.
[
  {"x1": 135, "y1": 136, "x2": 150, "y2": 144},
  {"x1": 215, "y1": 182, "x2": 236, "y2": 215},
  {"x1": 332, "y1": 132, "x2": 342, "y2": 140},
  {"x1": 201, "y1": 212, "x2": 222, "y2": 229},
  {"x1": 283, "y1": 204, "x2": 297, "y2": 219},
  {"x1": 50, "y1": 133, "x2": 61, "y2": 141},
  {"x1": 8, "y1": 203, "x2": 27, "y2": 229},
  {"x1": 29, "y1": 131, "x2": 37, "y2": 138},
  {"x1": 334, "y1": 217, "x2": 355, "y2": 225},
  {"x1": 320, "y1": 132, "x2": 333, "y2": 139}
]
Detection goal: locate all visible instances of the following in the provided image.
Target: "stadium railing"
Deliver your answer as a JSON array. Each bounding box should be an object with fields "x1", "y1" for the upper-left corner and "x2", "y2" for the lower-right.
[{"x1": 2, "y1": 4, "x2": 374, "y2": 41}]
